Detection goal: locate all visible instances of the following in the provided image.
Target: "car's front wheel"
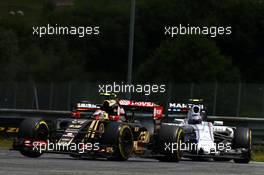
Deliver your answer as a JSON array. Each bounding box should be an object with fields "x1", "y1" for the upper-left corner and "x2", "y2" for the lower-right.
[
  {"x1": 16, "y1": 118, "x2": 49, "y2": 158},
  {"x1": 157, "y1": 123, "x2": 184, "y2": 162},
  {"x1": 233, "y1": 127, "x2": 252, "y2": 163}
]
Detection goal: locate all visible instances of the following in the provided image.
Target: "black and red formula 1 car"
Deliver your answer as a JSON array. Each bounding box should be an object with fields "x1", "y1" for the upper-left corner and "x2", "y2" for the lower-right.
[{"x1": 13, "y1": 94, "x2": 184, "y2": 161}]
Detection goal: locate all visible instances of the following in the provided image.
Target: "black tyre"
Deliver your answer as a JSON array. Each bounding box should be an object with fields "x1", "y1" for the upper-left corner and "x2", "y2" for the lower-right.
[
  {"x1": 101, "y1": 122, "x2": 133, "y2": 161},
  {"x1": 17, "y1": 118, "x2": 49, "y2": 158},
  {"x1": 233, "y1": 127, "x2": 252, "y2": 163},
  {"x1": 157, "y1": 123, "x2": 184, "y2": 162}
]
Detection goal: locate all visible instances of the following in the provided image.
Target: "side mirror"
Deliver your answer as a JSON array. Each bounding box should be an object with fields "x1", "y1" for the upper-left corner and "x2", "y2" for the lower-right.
[{"x1": 214, "y1": 121, "x2": 223, "y2": 126}]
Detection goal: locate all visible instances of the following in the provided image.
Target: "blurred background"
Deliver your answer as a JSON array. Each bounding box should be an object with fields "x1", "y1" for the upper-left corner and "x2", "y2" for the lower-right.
[
  {"x1": 0, "y1": 82, "x2": 263, "y2": 118},
  {"x1": 0, "y1": 0, "x2": 263, "y2": 116}
]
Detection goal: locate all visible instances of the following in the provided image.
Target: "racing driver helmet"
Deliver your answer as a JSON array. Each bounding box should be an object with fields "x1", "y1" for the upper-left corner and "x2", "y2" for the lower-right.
[
  {"x1": 101, "y1": 99, "x2": 119, "y2": 115},
  {"x1": 187, "y1": 105, "x2": 203, "y2": 124}
]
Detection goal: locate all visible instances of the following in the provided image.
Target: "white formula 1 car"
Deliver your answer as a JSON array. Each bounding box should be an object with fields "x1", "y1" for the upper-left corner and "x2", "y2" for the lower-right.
[{"x1": 166, "y1": 100, "x2": 252, "y2": 163}]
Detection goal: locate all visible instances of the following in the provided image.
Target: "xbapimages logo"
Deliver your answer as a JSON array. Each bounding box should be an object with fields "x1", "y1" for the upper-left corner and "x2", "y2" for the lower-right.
[
  {"x1": 98, "y1": 82, "x2": 166, "y2": 96},
  {"x1": 32, "y1": 141, "x2": 100, "y2": 153},
  {"x1": 164, "y1": 141, "x2": 232, "y2": 154},
  {"x1": 164, "y1": 24, "x2": 232, "y2": 38},
  {"x1": 32, "y1": 24, "x2": 100, "y2": 38}
]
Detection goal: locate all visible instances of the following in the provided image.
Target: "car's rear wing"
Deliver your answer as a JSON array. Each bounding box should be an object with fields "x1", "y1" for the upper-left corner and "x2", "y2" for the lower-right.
[
  {"x1": 119, "y1": 100, "x2": 164, "y2": 120},
  {"x1": 168, "y1": 99, "x2": 205, "y2": 114},
  {"x1": 72, "y1": 100, "x2": 164, "y2": 120},
  {"x1": 75, "y1": 102, "x2": 100, "y2": 111},
  {"x1": 72, "y1": 101, "x2": 100, "y2": 118}
]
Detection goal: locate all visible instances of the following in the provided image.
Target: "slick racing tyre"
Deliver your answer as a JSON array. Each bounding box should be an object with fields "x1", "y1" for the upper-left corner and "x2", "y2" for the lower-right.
[
  {"x1": 17, "y1": 118, "x2": 49, "y2": 158},
  {"x1": 233, "y1": 127, "x2": 252, "y2": 163},
  {"x1": 101, "y1": 122, "x2": 133, "y2": 161},
  {"x1": 157, "y1": 123, "x2": 184, "y2": 162}
]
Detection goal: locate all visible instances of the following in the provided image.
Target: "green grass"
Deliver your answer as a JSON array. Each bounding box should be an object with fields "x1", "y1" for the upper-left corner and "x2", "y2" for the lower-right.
[
  {"x1": 252, "y1": 146, "x2": 264, "y2": 162},
  {"x1": 252, "y1": 152, "x2": 264, "y2": 162},
  {"x1": 0, "y1": 138, "x2": 13, "y2": 150}
]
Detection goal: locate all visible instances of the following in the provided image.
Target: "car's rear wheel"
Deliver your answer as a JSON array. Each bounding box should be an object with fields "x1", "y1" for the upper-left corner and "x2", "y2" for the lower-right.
[
  {"x1": 233, "y1": 127, "x2": 252, "y2": 163},
  {"x1": 101, "y1": 122, "x2": 133, "y2": 161},
  {"x1": 116, "y1": 125, "x2": 134, "y2": 160},
  {"x1": 17, "y1": 118, "x2": 49, "y2": 158}
]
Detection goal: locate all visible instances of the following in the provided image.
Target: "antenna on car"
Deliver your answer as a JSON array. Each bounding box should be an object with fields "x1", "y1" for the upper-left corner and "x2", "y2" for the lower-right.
[
  {"x1": 100, "y1": 93, "x2": 117, "y2": 99},
  {"x1": 189, "y1": 99, "x2": 204, "y2": 103}
]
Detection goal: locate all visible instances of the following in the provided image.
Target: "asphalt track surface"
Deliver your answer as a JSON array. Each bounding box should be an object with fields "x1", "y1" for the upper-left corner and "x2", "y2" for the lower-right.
[{"x1": 0, "y1": 149, "x2": 264, "y2": 175}]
